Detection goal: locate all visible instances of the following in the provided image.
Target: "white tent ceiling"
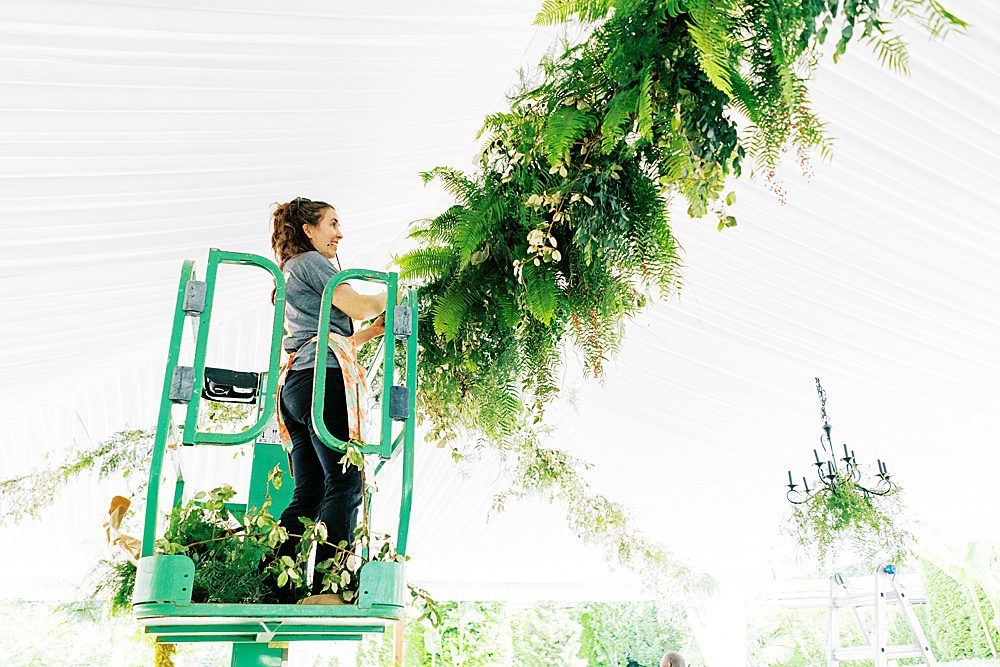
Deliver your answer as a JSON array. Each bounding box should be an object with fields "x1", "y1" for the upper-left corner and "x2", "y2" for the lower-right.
[{"x1": 1, "y1": 0, "x2": 998, "y2": 609}]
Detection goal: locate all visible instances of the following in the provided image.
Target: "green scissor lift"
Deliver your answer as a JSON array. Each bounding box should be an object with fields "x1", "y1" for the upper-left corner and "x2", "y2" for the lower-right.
[{"x1": 133, "y1": 249, "x2": 418, "y2": 666}]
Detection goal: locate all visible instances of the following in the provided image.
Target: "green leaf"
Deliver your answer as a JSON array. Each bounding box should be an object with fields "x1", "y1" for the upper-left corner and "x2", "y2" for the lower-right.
[
  {"x1": 687, "y1": 0, "x2": 737, "y2": 98},
  {"x1": 396, "y1": 246, "x2": 455, "y2": 282}
]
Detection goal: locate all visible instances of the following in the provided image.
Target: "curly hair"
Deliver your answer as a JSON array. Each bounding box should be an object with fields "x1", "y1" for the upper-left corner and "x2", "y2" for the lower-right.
[
  {"x1": 270, "y1": 196, "x2": 334, "y2": 269},
  {"x1": 270, "y1": 196, "x2": 334, "y2": 304}
]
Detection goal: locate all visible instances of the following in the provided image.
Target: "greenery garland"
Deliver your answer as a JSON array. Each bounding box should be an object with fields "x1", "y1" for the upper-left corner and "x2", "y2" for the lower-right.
[
  {"x1": 396, "y1": 0, "x2": 963, "y2": 590},
  {"x1": 785, "y1": 471, "x2": 911, "y2": 568},
  {"x1": 0, "y1": 428, "x2": 153, "y2": 527}
]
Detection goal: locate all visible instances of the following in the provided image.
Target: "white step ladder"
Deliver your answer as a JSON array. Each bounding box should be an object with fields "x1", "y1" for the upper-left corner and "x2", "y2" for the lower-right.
[{"x1": 829, "y1": 565, "x2": 937, "y2": 666}]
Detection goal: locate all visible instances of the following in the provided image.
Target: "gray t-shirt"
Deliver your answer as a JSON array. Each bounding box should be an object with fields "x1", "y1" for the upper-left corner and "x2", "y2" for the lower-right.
[{"x1": 282, "y1": 251, "x2": 353, "y2": 371}]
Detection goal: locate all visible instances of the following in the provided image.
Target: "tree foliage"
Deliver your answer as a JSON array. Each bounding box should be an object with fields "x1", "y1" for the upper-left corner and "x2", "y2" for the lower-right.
[
  {"x1": 922, "y1": 555, "x2": 1000, "y2": 661},
  {"x1": 355, "y1": 600, "x2": 697, "y2": 667},
  {"x1": 513, "y1": 603, "x2": 586, "y2": 667},
  {"x1": 398, "y1": 0, "x2": 963, "y2": 591},
  {"x1": 575, "y1": 601, "x2": 694, "y2": 666}
]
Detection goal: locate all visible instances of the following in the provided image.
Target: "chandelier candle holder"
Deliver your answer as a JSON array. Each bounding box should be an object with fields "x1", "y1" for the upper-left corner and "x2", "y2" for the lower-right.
[{"x1": 785, "y1": 378, "x2": 896, "y2": 505}]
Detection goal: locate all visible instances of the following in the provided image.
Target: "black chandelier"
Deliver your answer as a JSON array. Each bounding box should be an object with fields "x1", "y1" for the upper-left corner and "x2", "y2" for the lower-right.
[{"x1": 785, "y1": 378, "x2": 896, "y2": 505}]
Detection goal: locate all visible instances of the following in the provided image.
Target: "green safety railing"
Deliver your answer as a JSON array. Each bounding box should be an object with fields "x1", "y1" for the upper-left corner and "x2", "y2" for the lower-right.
[
  {"x1": 312, "y1": 268, "x2": 418, "y2": 556},
  {"x1": 183, "y1": 249, "x2": 286, "y2": 445},
  {"x1": 134, "y1": 251, "x2": 418, "y2": 665},
  {"x1": 141, "y1": 259, "x2": 199, "y2": 557},
  {"x1": 140, "y1": 249, "x2": 418, "y2": 559}
]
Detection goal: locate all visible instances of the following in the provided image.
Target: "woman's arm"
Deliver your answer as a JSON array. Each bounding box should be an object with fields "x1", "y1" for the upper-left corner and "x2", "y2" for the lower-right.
[
  {"x1": 331, "y1": 283, "x2": 386, "y2": 320},
  {"x1": 352, "y1": 315, "x2": 385, "y2": 347}
]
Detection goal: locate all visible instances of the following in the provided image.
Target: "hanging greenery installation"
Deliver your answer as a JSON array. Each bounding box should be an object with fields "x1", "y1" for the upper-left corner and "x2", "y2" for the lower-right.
[{"x1": 397, "y1": 0, "x2": 963, "y2": 587}]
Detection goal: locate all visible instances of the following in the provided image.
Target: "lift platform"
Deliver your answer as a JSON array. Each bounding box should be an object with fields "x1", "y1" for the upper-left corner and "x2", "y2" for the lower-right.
[{"x1": 132, "y1": 249, "x2": 418, "y2": 666}]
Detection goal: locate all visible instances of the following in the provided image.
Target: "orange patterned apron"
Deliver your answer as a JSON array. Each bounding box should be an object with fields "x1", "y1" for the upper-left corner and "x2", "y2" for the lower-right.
[{"x1": 275, "y1": 332, "x2": 369, "y2": 465}]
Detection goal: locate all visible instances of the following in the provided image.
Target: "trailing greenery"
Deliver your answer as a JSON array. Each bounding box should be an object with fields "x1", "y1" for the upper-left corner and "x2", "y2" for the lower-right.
[
  {"x1": 398, "y1": 0, "x2": 963, "y2": 590},
  {"x1": 787, "y1": 471, "x2": 910, "y2": 568},
  {"x1": 493, "y1": 442, "x2": 714, "y2": 591},
  {"x1": 93, "y1": 559, "x2": 138, "y2": 617},
  {"x1": 0, "y1": 428, "x2": 153, "y2": 526},
  {"x1": 0, "y1": 402, "x2": 252, "y2": 527}
]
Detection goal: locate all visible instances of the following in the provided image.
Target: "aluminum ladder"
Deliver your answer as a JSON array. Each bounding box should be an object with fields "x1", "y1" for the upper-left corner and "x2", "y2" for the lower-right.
[{"x1": 829, "y1": 565, "x2": 937, "y2": 666}]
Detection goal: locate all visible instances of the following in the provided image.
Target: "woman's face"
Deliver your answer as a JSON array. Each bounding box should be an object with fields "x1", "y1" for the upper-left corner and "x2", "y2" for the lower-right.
[{"x1": 303, "y1": 207, "x2": 343, "y2": 259}]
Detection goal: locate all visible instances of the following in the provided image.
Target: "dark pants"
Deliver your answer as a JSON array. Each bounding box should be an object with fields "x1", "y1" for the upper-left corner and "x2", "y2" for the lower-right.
[{"x1": 276, "y1": 366, "x2": 363, "y2": 596}]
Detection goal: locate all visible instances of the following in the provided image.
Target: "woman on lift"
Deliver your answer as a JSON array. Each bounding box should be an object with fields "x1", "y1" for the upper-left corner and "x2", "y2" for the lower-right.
[{"x1": 269, "y1": 196, "x2": 387, "y2": 603}]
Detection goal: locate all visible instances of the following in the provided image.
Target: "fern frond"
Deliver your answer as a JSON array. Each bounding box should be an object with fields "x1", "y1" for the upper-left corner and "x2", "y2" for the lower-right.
[
  {"x1": 542, "y1": 106, "x2": 598, "y2": 164},
  {"x1": 636, "y1": 67, "x2": 654, "y2": 141},
  {"x1": 475, "y1": 376, "x2": 524, "y2": 436},
  {"x1": 432, "y1": 282, "x2": 478, "y2": 341},
  {"x1": 494, "y1": 291, "x2": 520, "y2": 331},
  {"x1": 600, "y1": 88, "x2": 637, "y2": 153},
  {"x1": 728, "y1": 71, "x2": 761, "y2": 126},
  {"x1": 420, "y1": 167, "x2": 479, "y2": 205},
  {"x1": 662, "y1": 0, "x2": 687, "y2": 18},
  {"x1": 865, "y1": 33, "x2": 910, "y2": 74},
  {"x1": 687, "y1": 0, "x2": 737, "y2": 97},
  {"x1": 890, "y1": 0, "x2": 967, "y2": 38},
  {"x1": 455, "y1": 213, "x2": 491, "y2": 267},
  {"x1": 521, "y1": 261, "x2": 559, "y2": 324},
  {"x1": 408, "y1": 205, "x2": 466, "y2": 245},
  {"x1": 535, "y1": 0, "x2": 615, "y2": 26},
  {"x1": 396, "y1": 246, "x2": 456, "y2": 283}
]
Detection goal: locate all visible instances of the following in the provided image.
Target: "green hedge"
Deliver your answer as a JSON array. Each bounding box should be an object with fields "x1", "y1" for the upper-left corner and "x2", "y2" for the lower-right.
[{"x1": 356, "y1": 601, "x2": 695, "y2": 667}]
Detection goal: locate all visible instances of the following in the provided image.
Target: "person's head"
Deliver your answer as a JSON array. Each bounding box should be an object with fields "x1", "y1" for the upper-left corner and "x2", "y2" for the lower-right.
[
  {"x1": 270, "y1": 197, "x2": 341, "y2": 266},
  {"x1": 661, "y1": 651, "x2": 686, "y2": 667}
]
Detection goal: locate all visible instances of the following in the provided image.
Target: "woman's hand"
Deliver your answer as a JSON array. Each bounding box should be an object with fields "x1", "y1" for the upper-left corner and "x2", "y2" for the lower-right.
[{"x1": 351, "y1": 315, "x2": 385, "y2": 347}]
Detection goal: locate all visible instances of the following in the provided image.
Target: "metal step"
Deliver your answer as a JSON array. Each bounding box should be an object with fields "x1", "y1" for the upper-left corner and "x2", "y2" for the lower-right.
[
  {"x1": 832, "y1": 590, "x2": 905, "y2": 608},
  {"x1": 833, "y1": 644, "x2": 924, "y2": 660}
]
